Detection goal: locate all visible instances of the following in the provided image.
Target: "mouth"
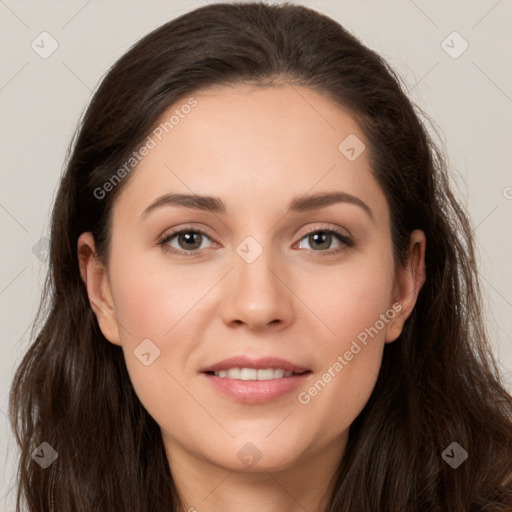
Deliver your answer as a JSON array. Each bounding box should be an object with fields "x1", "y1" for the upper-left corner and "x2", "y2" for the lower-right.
[
  {"x1": 203, "y1": 368, "x2": 311, "y2": 380},
  {"x1": 200, "y1": 357, "x2": 313, "y2": 403}
]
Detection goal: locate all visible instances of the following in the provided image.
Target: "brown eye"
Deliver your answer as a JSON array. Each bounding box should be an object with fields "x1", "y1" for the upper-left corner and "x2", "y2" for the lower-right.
[
  {"x1": 175, "y1": 231, "x2": 204, "y2": 251},
  {"x1": 296, "y1": 229, "x2": 353, "y2": 253},
  {"x1": 159, "y1": 229, "x2": 214, "y2": 255},
  {"x1": 305, "y1": 231, "x2": 334, "y2": 251}
]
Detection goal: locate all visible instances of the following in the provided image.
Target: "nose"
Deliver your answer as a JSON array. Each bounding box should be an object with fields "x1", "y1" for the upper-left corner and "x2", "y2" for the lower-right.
[{"x1": 220, "y1": 243, "x2": 295, "y2": 332}]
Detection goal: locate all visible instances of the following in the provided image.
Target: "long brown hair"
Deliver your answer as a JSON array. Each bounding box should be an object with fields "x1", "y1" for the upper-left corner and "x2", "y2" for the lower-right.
[{"x1": 9, "y1": 2, "x2": 512, "y2": 511}]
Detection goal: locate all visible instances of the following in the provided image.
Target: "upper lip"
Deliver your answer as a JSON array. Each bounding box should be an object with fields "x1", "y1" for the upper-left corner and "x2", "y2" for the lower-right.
[{"x1": 200, "y1": 356, "x2": 310, "y2": 374}]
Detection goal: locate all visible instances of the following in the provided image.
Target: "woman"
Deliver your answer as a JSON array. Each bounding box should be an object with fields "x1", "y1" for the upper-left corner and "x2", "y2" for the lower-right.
[{"x1": 9, "y1": 2, "x2": 512, "y2": 511}]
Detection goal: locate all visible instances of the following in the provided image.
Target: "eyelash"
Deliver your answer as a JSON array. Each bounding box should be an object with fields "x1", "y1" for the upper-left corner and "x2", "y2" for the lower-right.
[{"x1": 158, "y1": 224, "x2": 354, "y2": 258}]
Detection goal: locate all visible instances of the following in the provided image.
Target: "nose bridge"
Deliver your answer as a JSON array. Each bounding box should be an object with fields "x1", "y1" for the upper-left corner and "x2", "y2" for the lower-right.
[
  {"x1": 221, "y1": 232, "x2": 294, "y2": 329},
  {"x1": 234, "y1": 232, "x2": 280, "y2": 300}
]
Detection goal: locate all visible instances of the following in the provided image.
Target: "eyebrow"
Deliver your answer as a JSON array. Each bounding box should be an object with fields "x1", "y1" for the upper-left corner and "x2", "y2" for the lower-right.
[{"x1": 140, "y1": 191, "x2": 373, "y2": 221}]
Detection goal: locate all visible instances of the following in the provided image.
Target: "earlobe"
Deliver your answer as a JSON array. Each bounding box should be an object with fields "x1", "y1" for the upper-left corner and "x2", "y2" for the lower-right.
[
  {"x1": 385, "y1": 229, "x2": 426, "y2": 343},
  {"x1": 77, "y1": 232, "x2": 122, "y2": 346}
]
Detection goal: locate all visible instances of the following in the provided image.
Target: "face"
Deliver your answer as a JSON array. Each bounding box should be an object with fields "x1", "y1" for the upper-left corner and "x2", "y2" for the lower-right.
[{"x1": 78, "y1": 83, "x2": 425, "y2": 477}]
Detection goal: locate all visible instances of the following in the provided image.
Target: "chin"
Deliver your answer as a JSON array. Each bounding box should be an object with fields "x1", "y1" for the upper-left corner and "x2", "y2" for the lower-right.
[{"x1": 207, "y1": 435, "x2": 308, "y2": 473}]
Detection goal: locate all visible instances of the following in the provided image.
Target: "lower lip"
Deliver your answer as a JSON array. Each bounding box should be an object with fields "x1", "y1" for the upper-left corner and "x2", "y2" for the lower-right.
[{"x1": 201, "y1": 372, "x2": 312, "y2": 404}]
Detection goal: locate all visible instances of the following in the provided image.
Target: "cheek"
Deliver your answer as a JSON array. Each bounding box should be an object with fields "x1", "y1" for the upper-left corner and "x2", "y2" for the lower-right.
[
  {"x1": 107, "y1": 249, "x2": 210, "y2": 385},
  {"x1": 299, "y1": 246, "x2": 396, "y2": 347},
  {"x1": 109, "y1": 258, "x2": 208, "y2": 421},
  {"x1": 293, "y1": 250, "x2": 395, "y2": 429},
  {"x1": 110, "y1": 250, "x2": 211, "y2": 342}
]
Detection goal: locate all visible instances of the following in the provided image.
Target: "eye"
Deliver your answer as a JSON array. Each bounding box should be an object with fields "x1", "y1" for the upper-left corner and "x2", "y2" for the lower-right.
[
  {"x1": 158, "y1": 227, "x2": 216, "y2": 256},
  {"x1": 295, "y1": 227, "x2": 353, "y2": 255}
]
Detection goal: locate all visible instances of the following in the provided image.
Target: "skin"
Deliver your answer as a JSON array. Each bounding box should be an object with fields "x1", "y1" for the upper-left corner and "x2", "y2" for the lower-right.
[{"x1": 78, "y1": 82, "x2": 426, "y2": 512}]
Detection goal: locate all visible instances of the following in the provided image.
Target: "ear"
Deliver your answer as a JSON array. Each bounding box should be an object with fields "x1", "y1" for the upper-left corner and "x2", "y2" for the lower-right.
[
  {"x1": 385, "y1": 229, "x2": 426, "y2": 343},
  {"x1": 77, "y1": 232, "x2": 121, "y2": 346}
]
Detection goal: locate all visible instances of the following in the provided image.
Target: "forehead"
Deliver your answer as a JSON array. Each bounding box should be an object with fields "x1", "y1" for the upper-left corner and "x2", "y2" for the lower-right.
[{"x1": 112, "y1": 83, "x2": 388, "y2": 223}]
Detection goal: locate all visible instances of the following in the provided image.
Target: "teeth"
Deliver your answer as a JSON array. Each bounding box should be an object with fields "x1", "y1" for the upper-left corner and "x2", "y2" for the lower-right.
[
  {"x1": 227, "y1": 368, "x2": 241, "y2": 379},
  {"x1": 256, "y1": 368, "x2": 274, "y2": 380},
  {"x1": 240, "y1": 368, "x2": 257, "y2": 380},
  {"x1": 211, "y1": 367, "x2": 298, "y2": 380}
]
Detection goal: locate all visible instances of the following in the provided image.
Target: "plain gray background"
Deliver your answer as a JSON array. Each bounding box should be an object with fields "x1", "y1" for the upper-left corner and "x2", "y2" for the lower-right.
[{"x1": 1, "y1": 0, "x2": 511, "y2": 509}]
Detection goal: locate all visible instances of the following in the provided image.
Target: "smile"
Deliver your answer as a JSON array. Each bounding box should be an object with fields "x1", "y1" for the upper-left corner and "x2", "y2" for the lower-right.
[
  {"x1": 206, "y1": 368, "x2": 307, "y2": 380},
  {"x1": 202, "y1": 369, "x2": 312, "y2": 404}
]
